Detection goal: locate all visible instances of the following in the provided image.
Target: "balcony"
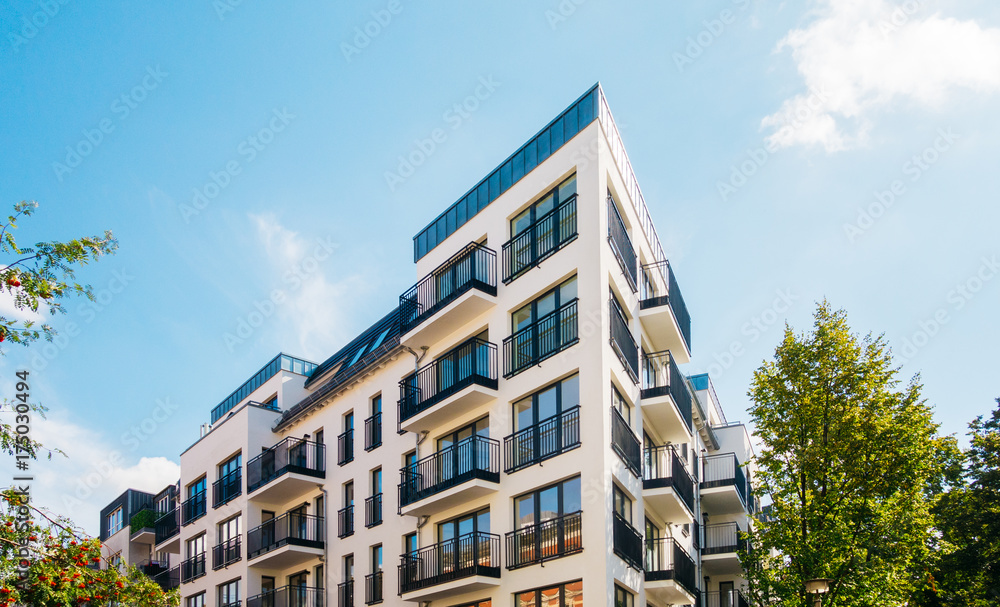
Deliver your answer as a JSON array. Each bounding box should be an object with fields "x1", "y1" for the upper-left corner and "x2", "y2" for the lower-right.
[
  {"x1": 213, "y1": 469, "x2": 242, "y2": 508},
  {"x1": 180, "y1": 553, "x2": 205, "y2": 583},
  {"x1": 611, "y1": 407, "x2": 642, "y2": 477},
  {"x1": 246, "y1": 437, "x2": 326, "y2": 503},
  {"x1": 139, "y1": 558, "x2": 169, "y2": 579},
  {"x1": 610, "y1": 300, "x2": 639, "y2": 382},
  {"x1": 399, "y1": 242, "x2": 497, "y2": 348},
  {"x1": 502, "y1": 194, "x2": 578, "y2": 283},
  {"x1": 398, "y1": 532, "x2": 501, "y2": 601},
  {"x1": 338, "y1": 505, "x2": 354, "y2": 538},
  {"x1": 503, "y1": 406, "x2": 580, "y2": 473},
  {"x1": 213, "y1": 537, "x2": 241, "y2": 570},
  {"x1": 645, "y1": 538, "x2": 697, "y2": 604},
  {"x1": 364, "y1": 412, "x2": 382, "y2": 451},
  {"x1": 612, "y1": 513, "x2": 643, "y2": 570},
  {"x1": 398, "y1": 435, "x2": 500, "y2": 517},
  {"x1": 503, "y1": 299, "x2": 579, "y2": 378},
  {"x1": 608, "y1": 196, "x2": 637, "y2": 292},
  {"x1": 701, "y1": 453, "x2": 751, "y2": 514},
  {"x1": 643, "y1": 444, "x2": 695, "y2": 523},
  {"x1": 365, "y1": 571, "x2": 383, "y2": 605},
  {"x1": 247, "y1": 512, "x2": 325, "y2": 569},
  {"x1": 365, "y1": 493, "x2": 383, "y2": 528},
  {"x1": 151, "y1": 565, "x2": 179, "y2": 591},
  {"x1": 338, "y1": 429, "x2": 354, "y2": 465},
  {"x1": 153, "y1": 507, "x2": 179, "y2": 552},
  {"x1": 248, "y1": 586, "x2": 324, "y2": 607},
  {"x1": 129, "y1": 508, "x2": 156, "y2": 545},
  {"x1": 398, "y1": 337, "x2": 498, "y2": 434},
  {"x1": 337, "y1": 580, "x2": 353, "y2": 607},
  {"x1": 639, "y1": 260, "x2": 691, "y2": 360},
  {"x1": 640, "y1": 351, "x2": 694, "y2": 442},
  {"x1": 702, "y1": 522, "x2": 746, "y2": 575},
  {"x1": 703, "y1": 590, "x2": 750, "y2": 607},
  {"x1": 181, "y1": 491, "x2": 206, "y2": 526},
  {"x1": 505, "y1": 511, "x2": 583, "y2": 569}
]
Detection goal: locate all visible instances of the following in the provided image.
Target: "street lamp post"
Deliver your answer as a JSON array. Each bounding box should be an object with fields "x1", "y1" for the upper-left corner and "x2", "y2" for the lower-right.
[{"x1": 805, "y1": 578, "x2": 832, "y2": 607}]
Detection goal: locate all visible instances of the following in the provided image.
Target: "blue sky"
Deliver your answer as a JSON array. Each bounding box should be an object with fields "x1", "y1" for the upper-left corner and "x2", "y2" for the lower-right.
[{"x1": 2, "y1": 0, "x2": 998, "y2": 533}]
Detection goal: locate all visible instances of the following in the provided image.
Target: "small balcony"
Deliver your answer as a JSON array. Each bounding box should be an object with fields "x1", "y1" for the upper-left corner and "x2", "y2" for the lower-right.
[
  {"x1": 703, "y1": 590, "x2": 750, "y2": 607},
  {"x1": 337, "y1": 580, "x2": 354, "y2": 607},
  {"x1": 640, "y1": 351, "x2": 694, "y2": 442},
  {"x1": 702, "y1": 522, "x2": 746, "y2": 575},
  {"x1": 645, "y1": 538, "x2": 697, "y2": 604},
  {"x1": 502, "y1": 194, "x2": 578, "y2": 283},
  {"x1": 612, "y1": 513, "x2": 643, "y2": 570},
  {"x1": 153, "y1": 507, "x2": 179, "y2": 552},
  {"x1": 247, "y1": 512, "x2": 325, "y2": 569},
  {"x1": 248, "y1": 586, "x2": 324, "y2": 607},
  {"x1": 365, "y1": 571, "x2": 383, "y2": 605},
  {"x1": 246, "y1": 437, "x2": 326, "y2": 503},
  {"x1": 701, "y1": 453, "x2": 751, "y2": 514},
  {"x1": 610, "y1": 300, "x2": 639, "y2": 382},
  {"x1": 364, "y1": 412, "x2": 382, "y2": 451},
  {"x1": 611, "y1": 407, "x2": 642, "y2": 477},
  {"x1": 503, "y1": 299, "x2": 579, "y2": 378},
  {"x1": 398, "y1": 435, "x2": 500, "y2": 517},
  {"x1": 503, "y1": 406, "x2": 580, "y2": 473},
  {"x1": 151, "y1": 565, "x2": 179, "y2": 591},
  {"x1": 398, "y1": 337, "x2": 498, "y2": 434},
  {"x1": 128, "y1": 508, "x2": 156, "y2": 545},
  {"x1": 212, "y1": 536, "x2": 241, "y2": 570},
  {"x1": 399, "y1": 242, "x2": 497, "y2": 348},
  {"x1": 398, "y1": 531, "x2": 501, "y2": 601},
  {"x1": 608, "y1": 196, "x2": 638, "y2": 292},
  {"x1": 338, "y1": 429, "x2": 354, "y2": 466},
  {"x1": 365, "y1": 493, "x2": 383, "y2": 528},
  {"x1": 138, "y1": 558, "x2": 169, "y2": 579},
  {"x1": 338, "y1": 505, "x2": 354, "y2": 538},
  {"x1": 180, "y1": 553, "x2": 205, "y2": 583},
  {"x1": 213, "y1": 469, "x2": 242, "y2": 508},
  {"x1": 181, "y1": 491, "x2": 206, "y2": 526},
  {"x1": 643, "y1": 444, "x2": 695, "y2": 523},
  {"x1": 639, "y1": 260, "x2": 691, "y2": 360},
  {"x1": 505, "y1": 511, "x2": 583, "y2": 569}
]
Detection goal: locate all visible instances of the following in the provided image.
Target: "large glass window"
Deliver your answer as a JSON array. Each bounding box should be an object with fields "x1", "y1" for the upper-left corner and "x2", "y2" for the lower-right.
[
  {"x1": 219, "y1": 454, "x2": 241, "y2": 477},
  {"x1": 614, "y1": 585, "x2": 634, "y2": 607},
  {"x1": 512, "y1": 277, "x2": 577, "y2": 333},
  {"x1": 514, "y1": 477, "x2": 581, "y2": 530},
  {"x1": 371, "y1": 544, "x2": 382, "y2": 573},
  {"x1": 186, "y1": 593, "x2": 205, "y2": 607},
  {"x1": 510, "y1": 175, "x2": 576, "y2": 238},
  {"x1": 107, "y1": 507, "x2": 123, "y2": 535},
  {"x1": 189, "y1": 477, "x2": 206, "y2": 498},
  {"x1": 219, "y1": 515, "x2": 241, "y2": 542},
  {"x1": 218, "y1": 580, "x2": 239, "y2": 606},
  {"x1": 516, "y1": 581, "x2": 583, "y2": 607},
  {"x1": 187, "y1": 534, "x2": 205, "y2": 559},
  {"x1": 612, "y1": 385, "x2": 631, "y2": 424},
  {"x1": 513, "y1": 374, "x2": 579, "y2": 432},
  {"x1": 613, "y1": 485, "x2": 632, "y2": 523},
  {"x1": 437, "y1": 508, "x2": 490, "y2": 542}
]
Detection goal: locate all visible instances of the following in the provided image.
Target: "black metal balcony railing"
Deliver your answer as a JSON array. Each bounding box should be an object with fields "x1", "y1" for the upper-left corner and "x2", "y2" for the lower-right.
[
  {"x1": 181, "y1": 491, "x2": 206, "y2": 526},
  {"x1": 612, "y1": 513, "x2": 643, "y2": 570},
  {"x1": 154, "y1": 507, "x2": 179, "y2": 545},
  {"x1": 503, "y1": 406, "x2": 581, "y2": 473},
  {"x1": 398, "y1": 337, "x2": 498, "y2": 422},
  {"x1": 693, "y1": 520, "x2": 701, "y2": 551},
  {"x1": 151, "y1": 565, "x2": 179, "y2": 591},
  {"x1": 611, "y1": 407, "x2": 642, "y2": 477},
  {"x1": 212, "y1": 536, "x2": 241, "y2": 570},
  {"x1": 399, "y1": 435, "x2": 500, "y2": 508},
  {"x1": 338, "y1": 505, "x2": 354, "y2": 538},
  {"x1": 702, "y1": 522, "x2": 746, "y2": 555},
  {"x1": 399, "y1": 242, "x2": 498, "y2": 334},
  {"x1": 640, "y1": 260, "x2": 691, "y2": 353},
  {"x1": 338, "y1": 429, "x2": 354, "y2": 466},
  {"x1": 338, "y1": 580, "x2": 354, "y2": 607},
  {"x1": 220, "y1": 601, "x2": 241, "y2": 607},
  {"x1": 398, "y1": 531, "x2": 501, "y2": 594},
  {"x1": 364, "y1": 413, "x2": 382, "y2": 451},
  {"x1": 365, "y1": 571, "x2": 383, "y2": 605},
  {"x1": 503, "y1": 299, "x2": 579, "y2": 378},
  {"x1": 610, "y1": 301, "x2": 639, "y2": 382},
  {"x1": 505, "y1": 510, "x2": 583, "y2": 569},
  {"x1": 608, "y1": 196, "x2": 637, "y2": 292},
  {"x1": 502, "y1": 195, "x2": 578, "y2": 283},
  {"x1": 641, "y1": 350, "x2": 694, "y2": 432},
  {"x1": 180, "y1": 553, "x2": 205, "y2": 583},
  {"x1": 701, "y1": 453, "x2": 750, "y2": 506},
  {"x1": 139, "y1": 558, "x2": 169, "y2": 578},
  {"x1": 365, "y1": 493, "x2": 383, "y2": 528},
  {"x1": 213, "y1": 469, "x2": 242, "y2": 508},
  {"x1": 246, "y1": 437, "x2": 326, "y2": 493},
  {"x1": 703, "y1": 590, "x2": 750, "y2": 607},
  {"x1": 643, "y1": 444, "x2": 696, "y2": 513},
  {"x1": 247, "y1": 586, "x2": 324, "y2": 607},
  {"x1": 645, "y1": 537, "x2": 697, "y2": 595},
  {"x1": 246, "y1": 512, "x2": 325, "y2": 559}
]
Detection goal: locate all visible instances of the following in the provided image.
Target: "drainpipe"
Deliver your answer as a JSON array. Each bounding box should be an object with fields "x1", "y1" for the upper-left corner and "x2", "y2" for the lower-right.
[{"x1": 320, "y1": 485, "x2": 329, "y2": 607}]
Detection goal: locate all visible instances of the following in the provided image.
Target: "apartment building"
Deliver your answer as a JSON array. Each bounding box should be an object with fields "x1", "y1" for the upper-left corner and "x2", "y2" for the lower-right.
[
  {"x1": 99, "y1": 83, "x2": 758, "y2": 607},
  {"x1": 99, "y1": 485, "x2": 181, "y2": 588}
]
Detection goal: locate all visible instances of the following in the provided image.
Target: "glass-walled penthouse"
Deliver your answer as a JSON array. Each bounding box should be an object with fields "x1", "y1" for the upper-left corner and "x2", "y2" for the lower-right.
[{"x1": 209, "y1": 353, "x2": 318, "y2": 423}]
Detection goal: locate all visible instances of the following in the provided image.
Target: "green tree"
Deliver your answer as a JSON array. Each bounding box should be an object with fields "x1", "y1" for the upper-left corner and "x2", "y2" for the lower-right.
[
  {"x1": 742, "y1": 301, "x2": 945, "y2": 606},
  {"x1": 0, "y1": 200, "x2": 118, "y2": 349}
]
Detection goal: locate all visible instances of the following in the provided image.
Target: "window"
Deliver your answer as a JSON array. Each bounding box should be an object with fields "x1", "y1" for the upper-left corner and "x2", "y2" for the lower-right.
[
  {"x1": 344, "y1": 481, "x2": 354, "y2": 507},
  {"x1": 614, "y1": 585, "x2": 634, "y2": 607},
  {"x1": 512, "y1": 276, "x2": 578, "y2": 333},
  {"x1": 315, "y1": 429, "x2": 325, "y2": 445},
  {"x1": 437, "y1": 417, "x2": 489, "y2": 453},
  {"x1": 457, "y1": 602, "x2": 491, "y2": 607},
  {"x1": 507, "y1": 276, "x2": 579, "y2": 376},
  {"x1": 262, "y1": 576, "x2": 275, "y2": 593},
  {"x1": 189, "y1": 477, "x2": 206, "y2": 498},
  {"x1": 371, "y1": 395, "x2": 382, "y2": 415},
  {"x1": 404, "y1": 532, "x2": 417, "y2": 556},
  {"x1": 513, "y1": 374, "x2": 579, "y2": 432},
  {"x1": 510, "y1": 477, "x2": 583, "y2": 566},
  {"x1": 510, "y1": 175, "x2": 576, "y2": 237},
  {"x1": 107, "y1": 507, "x2": 123, "y2": 535},
  {"x1": 314, "y1": 565, "x2": 324, "y2": 589},
  {"x1": 344, "y1": 412, "x2": 354, "y2": 432},
  {"x1": 156, "y1": 494, "x2": 171, "y2": 514},
  {"x1": 218, "y1": 580, "x2": 239, "y2": 607},
  {"x1": 186, "y1": 593, "x2": 206, "y2": 607},
  {"x1": 612, "y1": 385, "x2": 631, "y2": 424},
  {"x1": 516, "y1": 581, "x2": 583, "y2": 607},
  {"x1": 219, "y1": 515, "x2": 241, "y2": 542},
  {"x1": 344, "y1": 554, "x2": 354, "y2": 580},
  {"x1": 438, "y1": 508, "x2": 490, "y2": 542},
  {"x1": 219, "y1": 454, "x2": 241, "y2": 477},
  {"x1": 371, "y1": 468, "x2": 382, "y2": 496},
  {"x1": 187, "y1": 535, "x2": 206, "y2": 559},
  {"x1": 371, "y1": 544, "x2": 382, "y2": 573},
  {"x1": 109, "y1": 553, "x2": 121, "y2": 569},
  {"x1": 514, "y1": 477, "x2": 581, "y2": 530},
  {"x1": 613, "y1": 485, "x2": 632, "y2": 523}
]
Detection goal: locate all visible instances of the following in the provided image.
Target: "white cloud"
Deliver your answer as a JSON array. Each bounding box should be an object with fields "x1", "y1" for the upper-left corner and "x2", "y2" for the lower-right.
[{"x1": 763, "y1": 0, "x2": 1000, "y2": 151}]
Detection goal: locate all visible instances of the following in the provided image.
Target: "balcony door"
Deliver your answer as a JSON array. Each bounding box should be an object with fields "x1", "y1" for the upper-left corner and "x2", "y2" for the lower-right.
[
  {"x1": 513, "y1": 374, "x2": 579, "y2": 462},
  {"x1": 437, "y1": 508, "x2": 490, "y2": 575},
  {"x1": 288, "y1": 572, "x2": 308, "y2": 607},
  {"x1": 437, "y1": 417, "x2": 489, "y2": 484}
]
